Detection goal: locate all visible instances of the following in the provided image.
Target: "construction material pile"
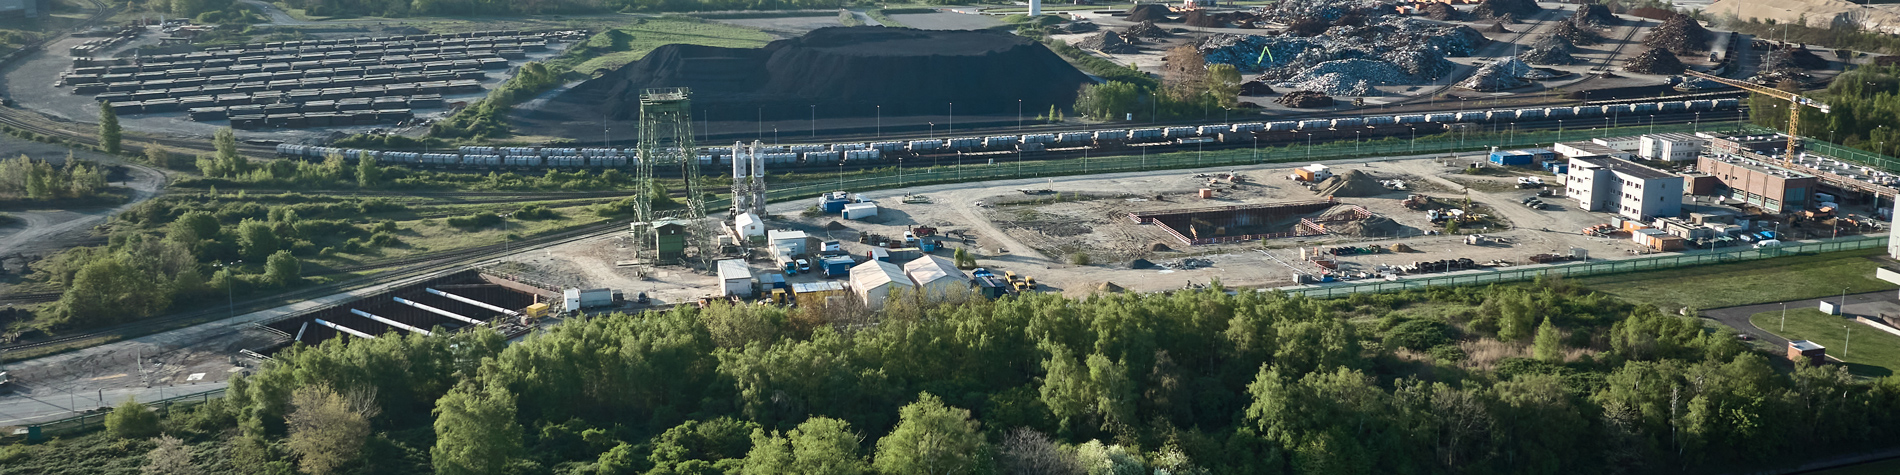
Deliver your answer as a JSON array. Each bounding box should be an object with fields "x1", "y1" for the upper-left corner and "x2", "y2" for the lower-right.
[
  {"x1": 1763, "y1": 44, "x2": 1829, "y2": 70},
  {"x1": 1123, "y1": 20, "x2": 1170, "y2": 39},
  {"x1": 1458, "y1": 57, "x2": 1534, "y2": 91},
  {"x1": 1422, "y1": 2, "x2": 1458, "y2": 21},
  {"x1": 1573, "y1": 4, "x2": 1616, "y2": 26},
  {"x1": 1482, "y1": 22, "x2": 1511, "y2": 33},
  {"x1": 1331, "y1": 215, "x2": 1401, "y2": 237},
  {"x1": 1199, "y1": 17, "x2": 1481, "y2": 95},
  {"x1": 1316, "y1": 170, "x2": 1386, "y2": 197},
  {"x1": 1060, "y1": 21, "x2": 1099, "y2": 33},
  {"x1": 1553, "y1": 18, "x2": 1601, "y2": 45},
  {"x1": 1240, "y1": 80, "x2": 1275, "y2": 95},
  {"x1": 1251, "y1": 0, "x2": 1370, "y2": 24},
  {"x1": 1625, "y1": 47, "x2": 1685, "y2": 74},
  {"x1": 1471, "y1": 0, "x2": 1540, "y2": 20},
  {"x1": 1074, "y1": 31, "x2": 1137, "y2": 54},
  {"x1": 1182, "y1": 10, "x2": 1263, "y2": 28},
  {"x1": 1520, "y1": 35, "x2": 1579, "y2": 65},
  {"x1": 573, "y1": 27, "x2": 1091, "y2": 121},
  {"x1": 1127, "y1": 4, "x2": 1174, "y2": 22},
  {"x1": 1277, "y1": 90, "x2": 1334, "y2": 108},
  {"x1": 1673, "y1": 74, "x2": 1727, "y2": 91},
  {"x1": 1643, "y1": 13, "x2": 1711, "y2": 54}
]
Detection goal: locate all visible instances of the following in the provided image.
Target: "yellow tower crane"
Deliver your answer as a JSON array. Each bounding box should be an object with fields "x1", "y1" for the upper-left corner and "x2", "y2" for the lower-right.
[{"x1": 1683, "y1": 70, "x2": 1831, "y2": 158}]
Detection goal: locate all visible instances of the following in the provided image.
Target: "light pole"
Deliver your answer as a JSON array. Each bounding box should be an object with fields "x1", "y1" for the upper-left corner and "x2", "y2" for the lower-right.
[
  {"x1": 1017, "y1": 99, "x2": 1023, "y2": 132},
  {"x1": 1781, "y1": 302, "x2": 1788, "y2": 331},
  {"x1": 876, "y1": 105, "x2": 881, "y2": 138},
  {"x1": 214, "y1": 260, "x2": 241, "y2": 319},
  {"x1": 1409, "y1": 126, "x2": 1417, "y2": 153},
  {"x1": 810, "y1": 104, "x2": 816, "y2": 138},
  {"x1": 1557, "y1": 119, "x2": 1563, "y2": 143},
  {"x1": 928, "y1": 122, "x2": 934, "y2": 139},
  {"x1": 1306, "y1": 133, "x2": 1313, "y2": 158},
  {"x1": 500, "y1": 212, "x2": 515, "y2": 255},
  {"x1": 1844, "y1": 325, "x2": 1853, "y2": 358},
  {"x1": 1355, "y1": 130, "x2": 1361, "y2": 154},
  {"x1": 897, "y1": 157, "x2": 904, "y2": 188},
  {"x1": 948, "y1": 102, "x2": 953, "y2": 135}
]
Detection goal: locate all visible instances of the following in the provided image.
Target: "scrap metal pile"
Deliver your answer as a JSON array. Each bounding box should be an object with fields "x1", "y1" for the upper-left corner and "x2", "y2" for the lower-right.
[
  {"x1": 1642, "y1": 13, "x2": 1711, "y2": 54},
  {"x1": 1624, "y1": 47, "x2": 1685, "y2": 74},
  {"x1": 1752, "y1": 44, "x2": 1827, "y2": 85},
  {"x1": 1572, "y1": 3, "x2": 1616, "y2": 26},
  {"x1": 1073, "y1": 31, "x2": 1138, "y2": 54},
  {"x1": 1277, "y1": 90, "x2": 1335, "y2": 108},
  {"x1": 1200, "y1": 12, "x2": 1484, "y2": 95},
  {"x1": 1458, "y1": 57, "x2": 1534, "y2": 91},
  {"x1": 1470, "y1": 0, "x2": 1541, "y2": 21},
  {"x1": 1552, "y1": 17, "x2": 1602, "y2": 45},
  {"x1": 1519, "y1": 34, "x2": 1579, "y2": 65},
  {"x1": 1123, "y1": 20, "x2": 1171, "y2": 39}
]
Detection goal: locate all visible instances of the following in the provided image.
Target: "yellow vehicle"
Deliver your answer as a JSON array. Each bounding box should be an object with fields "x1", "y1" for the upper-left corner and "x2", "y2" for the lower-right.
[
  {"x1": 1012, "y1": 280, "x2": 1031, "y2": 292},
  {"x1": 1004, "y1": 271, "x2": 1020, "y2": 282},
  {"x1": 524, "y1": 303, "x2": 550, "y2": 319},
  {"x1": 1025, "y1": 276, "x2": 1038, "y2": 290},
  {"x1": 767, "y1": 288, "x2": 790, "y2": 305}
]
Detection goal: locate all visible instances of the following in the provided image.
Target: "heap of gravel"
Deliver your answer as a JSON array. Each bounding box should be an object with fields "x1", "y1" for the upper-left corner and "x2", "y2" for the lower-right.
[
  {"x1": 1553, "y1": 19, "x2": 1601, "y2": 45},
  {"x1": 1471, "y1": 0, "x2": 1540, "y2": 19},
  {"x1": 1074, "y1": 31, "x2": 1137, "y2": 54},
  {"x1": 1254, "y1": 0, "x2": 1366, "y2": 24},
  {"x1": 1240, "y1": 80, "x2": 1275, "y2": 96},
  {"x1": 1625, "y1": 47, "x2": 1685, "y2": 74},
  {"x1": 1458, "y1": 57, "x2": 1533, "y2": 91},
  {"x1": 1331, "y1": 215, "x2": 1401, "y2": 237},
  {"x1": 1763, "y1": 45, "x2": 1829, "y2": 70},
  {"x1": 1315, "y1": 170, "x2": 1386, "y2": 197},
  {"x1": 1643, "y1": 13, "x2": 1711, "y2": 54},
  {"x1": 1273, "y1": 59, "x2": 1407, "y2": 96},
  {"x1": 1060, "y1": 21, "x2": 1099, "y2": 33},
  {"x1": 1124, "y1": 20, "x2": 1170, "y2": 39},
  {"x1": 1422, "y1": 3, "x2": 1458, "y2": 21},
  {"x1": 1198, "y1": 17, "x2": 1480, "y2": 95},
  {"x1": 1127, "y1": 4, "x2": 1173, "y2": 22},
  {"x1": 1128, "y1": 258, "x2": 1156, "y2": 269},
  {"x1": 1277, "y1": 90, "x2": 1335, "y2": 108},
  {"x1": 1520, "y1": 35, "x2": 1578, "y2": 65},
  {"x1": 1573, "y1": 4, "x2": 1616, "y2": 26}
]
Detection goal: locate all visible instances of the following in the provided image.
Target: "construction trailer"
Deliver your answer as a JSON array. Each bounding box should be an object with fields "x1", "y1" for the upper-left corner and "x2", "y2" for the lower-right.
[{"x1": 717, "y1": 259, "x2": 754, "y2": 297}]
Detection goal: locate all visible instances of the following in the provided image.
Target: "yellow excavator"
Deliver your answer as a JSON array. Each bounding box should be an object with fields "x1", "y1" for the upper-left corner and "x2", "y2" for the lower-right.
[{"x1": 1683, "y1": 70, "x2": 1831, "y2": 158}]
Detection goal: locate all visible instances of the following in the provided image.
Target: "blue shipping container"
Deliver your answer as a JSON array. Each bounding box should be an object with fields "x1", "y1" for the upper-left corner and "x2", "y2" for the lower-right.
[{"x1": 1489, "y1": 150, "x2": 1535, "y2": 166}]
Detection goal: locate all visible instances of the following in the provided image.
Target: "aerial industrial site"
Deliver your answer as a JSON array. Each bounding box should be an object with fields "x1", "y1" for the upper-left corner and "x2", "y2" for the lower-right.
[{"x1": 5, "y1": 0, "x2": 1900, "y2": 473}]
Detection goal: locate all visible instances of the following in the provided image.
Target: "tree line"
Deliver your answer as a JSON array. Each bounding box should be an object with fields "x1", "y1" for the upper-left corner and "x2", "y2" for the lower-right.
[
  {"x1": 0, "y1": 154, "x2": 111, "y2": 202},
  {"x1": 1073, "y1": 46, "x2": 1240, "y2": 123},
  {"x1": 43, "y1": 279, "x2": 1900, "y2": 475},
  {"x1": 1751, "y1": 64, "x2": 1900, "y2": 157}
]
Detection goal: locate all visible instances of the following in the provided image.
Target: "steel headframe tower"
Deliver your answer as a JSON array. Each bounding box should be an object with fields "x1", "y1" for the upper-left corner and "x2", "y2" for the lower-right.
[{"x1": 634, "y1": 88, "x2": 708, "y2": 258}]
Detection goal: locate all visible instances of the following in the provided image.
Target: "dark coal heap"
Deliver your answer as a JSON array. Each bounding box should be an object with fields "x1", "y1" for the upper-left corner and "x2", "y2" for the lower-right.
[{"x1": 575, "y1": 27, "x2": 1091, "y2": 120}]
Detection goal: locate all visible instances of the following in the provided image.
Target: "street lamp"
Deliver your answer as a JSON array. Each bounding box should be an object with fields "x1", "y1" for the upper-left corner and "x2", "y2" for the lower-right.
[
  {"x1": 1781, "y1": 302, "x2": 1788, "y2": 331},
  {"x1": 213, "y1": 260, "x2": 241, "y2": 319},
  {"x1": 1306, "y1": 133, "x2": 1314, "y2": 158},
  {"x1": 810, "y1": 104, "x2": 816, "y2": 138},
  {"x1": 948, "y1": 102, "x2": 953, "y2": 135},
  {"x1": 1557, "y1": 119, "x2": 1563, "y2": 143},
  {"x1": 897, "y1": 157, "x2": 904, "y2": 188},
  {"x1": 1409, "y1": 126, "x2": 1417, "y2": 153},
  {"x1": 876, "y1": 105, "x2": 881, "y2": 138},
  {"x1": 1018, "y1": 99, "x2": 1023, "y2": 132}
]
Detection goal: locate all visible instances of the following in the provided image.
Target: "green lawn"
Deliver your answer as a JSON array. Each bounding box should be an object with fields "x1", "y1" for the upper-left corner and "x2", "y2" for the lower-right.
[
  {"x1": 1576, "y1": 249, "x2": 1896, "y2": 311},
  {"x1": 567, "y1": 18, "x2": 772, "y2": 77},
  {"x1": 1749, "y1": 309, "x2": 1900, "y2": 377}
]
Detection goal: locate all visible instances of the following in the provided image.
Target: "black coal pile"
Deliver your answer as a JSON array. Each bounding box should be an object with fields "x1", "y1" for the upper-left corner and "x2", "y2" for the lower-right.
[
  {"x1": 1124, "y1": 20, "x2": 1170, "y2": 39},
  {"x1": 1553, "y1": 19, "x2": 1601, "y2": 45},
  {"x1": 1625, "y1": 47, "x2": 1685, "y2": 74},
  {"x1": 1520, "y1": 35, "x2": 1578, "y2": 65},
  {"x1": 1184, "y1": 10, "x2": 1259, "y2": 28},
  {"x1": 1573, "y1": 4, "x2": 1616, "y2": 26},
  {"x1": 1422, "y1": 3, "x2": 1459, "y2": 21},
  {"x1": 574, "y1": 27, "x2": 1090, "y2": 121},
  {"x1": 1643, "y1": 13, "x2": 1711, "y2": 54},
  {"x1": 1472, "y1": 0, "x2": 1540, "y2": 20},
  {"x1": 1278, "y1": 90, "x2": 1334, "y2": 108},
  {"x1": 1763, "y1": 45, "x2": 1829, "y2": 70},
  {"x1": 1482, "y1": 22, "x2": 1511, "y2": 33},
  {"x1": 1127, "y1": 4, "x2": 1173, "y2": 22},
  {"x1": 1074, "y1": 31, "x2": 1137, "y2": 54}
]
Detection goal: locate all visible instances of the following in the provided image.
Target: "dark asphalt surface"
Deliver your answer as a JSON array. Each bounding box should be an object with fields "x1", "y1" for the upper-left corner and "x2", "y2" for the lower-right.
[{"x1": 1701, "y1": 290, "x2": 1897, "y2": 348}]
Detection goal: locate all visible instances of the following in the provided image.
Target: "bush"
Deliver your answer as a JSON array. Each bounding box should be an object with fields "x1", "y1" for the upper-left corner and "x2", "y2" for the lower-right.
[
  {"x1": 1383, "y1": 319, "x2": 1452, "y2": 351},
  {"x1": 370, "y1": 232, "x2": 400, "y2": 247},
  {"x1": 1068, "y1": 252, "x2": 1091, "y2": 266},
  {"x1": 318, "y1": 247, "x2": 337, "y2": 258},
  {"x1": 446, "y1": 213, "x2": 504, "y2": 229},
  {"x1": 105, "y1": 399, "x2": 161, "y2": 439},
  {"x1": 514, "y1": 205, "x2": 560, "y2": 221},
  {"x1": 802, "y1": 206, "x2": 823, "y2": 218},
  {"x1": 1429, "y1": 344, "x2": 1467, "y2": 362}
]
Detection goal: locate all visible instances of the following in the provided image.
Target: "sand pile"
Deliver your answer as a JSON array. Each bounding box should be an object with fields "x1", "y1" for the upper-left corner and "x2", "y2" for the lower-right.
[
  {"x1": 1075, "y1": 32, "x2": 1137, "y2": 54},
  {"x1": 1331, "y1": 215, "x2": 1401, "y2": 237},
  {"x1": 1277, "y1": 90, "x2": 1334, "y2": 108},
  {"x1": 1316, "y1": 170, "x2": 1385, "y2": 197},
  {"x1": 1482, "y1": 22, "x2": 1511, "y2": 33},
  {"x1": 572, "y1": 27, "x2": 1090, "y2": 121},
  {"x1": 1643, "y1": 13, "x2": 1712, "y2": 54},
  {"x1": 1097, "y1": 282, "x2": 1126, "y2": 293},
  {"x1": 1060, "y1": 21, "x2": 1099, "y2": 33},
  {"x1": 1127, "y1": 4, "x2": 1173, "y2": 22},
  {"x1": 1626, "y1": 48, "x2": 1685, "y2": 74},
  {"x1": 1128, "y1": 258, "x2": 1156, "y2": 269}
]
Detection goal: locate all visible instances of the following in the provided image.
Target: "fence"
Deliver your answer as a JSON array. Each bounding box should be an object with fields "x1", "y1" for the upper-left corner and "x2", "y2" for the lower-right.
[
  {"x1": 1286, "y1": 236, "x2": 1888, "y2": 299},
  {"x1": 764, "y1": 120, "x2": 1732, "y2": 204},
  {"x1": 16, "y1": 387, "x2": 227, "y2": 441}
]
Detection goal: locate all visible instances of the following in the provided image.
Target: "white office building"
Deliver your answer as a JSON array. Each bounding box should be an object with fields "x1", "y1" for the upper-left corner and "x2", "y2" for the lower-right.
[
  {"x1": 1639, "y1": 133, "x2": 1706, "y2": 162},
  {"x1": 1567, "y1": 157, "x2": 1684, "y2": 220}
]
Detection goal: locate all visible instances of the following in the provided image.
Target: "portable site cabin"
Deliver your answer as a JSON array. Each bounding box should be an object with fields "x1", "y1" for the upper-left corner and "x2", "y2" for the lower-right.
[
  {"x1": 842, "y1": 202, "x2": 880, "y2": 220},
  {"x1": 849, "y1": 260, "x2": 912, "y2": 311},
  {"x1": 733, "y1": 212, "x2": 765, "y2": 238},
  {"x1": 903, "y1": 255, "x2": 968, "y2": 300},
  {"x1": 717, "y1": 259, "x2": 754, "y2": 297}
]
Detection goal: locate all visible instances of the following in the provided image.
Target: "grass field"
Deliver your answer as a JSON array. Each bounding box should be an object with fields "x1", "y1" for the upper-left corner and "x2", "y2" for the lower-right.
[
  {"x1": 1576, "y1": 249, "x2": 1896, "y2": 311},
  {"x1": 1749, "y1": 309, "x2": 1900, "y2": 377},
  {"x1": 566, "y1": 18, "x2": 772, "y2": 77}
]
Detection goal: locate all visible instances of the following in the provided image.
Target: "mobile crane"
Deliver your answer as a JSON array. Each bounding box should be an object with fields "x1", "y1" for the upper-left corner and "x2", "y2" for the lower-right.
[{"x1": 1683, "y1": 70, "x2": 1830, "y2": 159}]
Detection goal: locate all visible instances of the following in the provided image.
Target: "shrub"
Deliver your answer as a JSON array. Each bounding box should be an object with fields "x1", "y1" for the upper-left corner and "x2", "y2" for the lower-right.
[
  {"x1": 514, "y1": 205, "x2": 560, "y2": 220},
  {"x1": 446, "y1": 213, "x2": 504, "y2": 229},
  {"x1": 1383, "y1": 320, "x2": 1452, "y2": 351},
  {"x1": 1068, "y1": 252, "x2": 1091, "y2": 266},
  {"x1": 105, "y1": 399, "x2": 161, "y2": 439}
]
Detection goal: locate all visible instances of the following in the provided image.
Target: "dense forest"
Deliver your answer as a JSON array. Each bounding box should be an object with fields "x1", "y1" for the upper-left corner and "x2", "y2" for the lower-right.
[
  {"x1": 1750, "y1": 64, "x2": 1900, "y2": 157},
  {"x1": 13, "y1": 280, "x2": 1900, "y2": 474}
]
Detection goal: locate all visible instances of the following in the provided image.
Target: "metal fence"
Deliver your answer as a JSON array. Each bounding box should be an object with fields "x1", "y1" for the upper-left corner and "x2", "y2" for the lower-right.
[
  {"x1": 766, "y1": 121, "x2": 1728, "y2": 203},
  {"x1": 1286, "y1": 236, "x2": 1888, "y2": 299},
  {"x1": 15, "y1": 387, "x2": 227, "y2": 441}
]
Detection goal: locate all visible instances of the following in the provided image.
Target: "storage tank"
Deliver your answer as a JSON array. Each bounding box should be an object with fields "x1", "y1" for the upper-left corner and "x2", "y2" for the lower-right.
[
  {"x1": 1267, "y1": 121, "x2": 1298, "y2": 132},
  {"x1": 1299, "y1": 119, "x2": 1332, "y2": 129},
  {"x1": 1232, "y1": 122, "x2": 1265, "y2": 132},
  {"x1": 1093, "y1": 129, "x2": 1129, "y2": 141},
  {"x1": 1425, "y1": 113, "x2": 1456, "y2": 123},
  {"x1": 1331, "y1": 117, "x2": 1364, "y2": 128}
]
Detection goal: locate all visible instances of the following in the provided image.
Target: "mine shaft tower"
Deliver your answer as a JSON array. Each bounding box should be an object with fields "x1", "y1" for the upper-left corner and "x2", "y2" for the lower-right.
[{"x1": 633, "y1": 87, "x2": 709, "y2": 263}]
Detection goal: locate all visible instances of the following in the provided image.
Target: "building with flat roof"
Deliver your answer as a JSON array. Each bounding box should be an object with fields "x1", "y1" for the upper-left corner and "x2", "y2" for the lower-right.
[
  {"x1": 1593, "y1": 136, "x2": 1642, "y2": 151},
  {"x1": 716, "y1": 259, "x2": 753, "y2": 297},
  {"x1": 1567, "y1": 157, "x2": 1684, "y2": 220},
  {"x1": 1639, "y1": 133, "x2": 1706, "y2": 161},
  {"x1": 1695, "y1": 155, "x2": 1816, "y2": 213},
  {"x1": 1788, "y1": 340, "x2": 1826, "y2": 366},
  {"x1": 1554, "y1": 141, "x2": 1636, "y2": 161},
  {"x1": 1701, "y1": 132, "x2": 1787, "y2": 156}
]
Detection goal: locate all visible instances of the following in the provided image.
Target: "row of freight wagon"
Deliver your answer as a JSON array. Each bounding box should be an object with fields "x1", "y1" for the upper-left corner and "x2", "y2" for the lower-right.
[
  {"x1": 276, "y1": 98, "x2": 1741, "y2": 168},
  {"x1": 281, "y1": 145, "x2": 631, "y2": 167},
  {"x1": 187, "y1": 95, "x2": 444, "y2": 120},
  {"x1": 73, "y1": 31, "x2": 542, "y2": 68},
  {"x1": 89, "y1": 70, "x2": 485, "y2": 104},
  {"x1": 67, "y1": 55, "x2": 510, "y2": 90},
  {"x1": 107, "y1": 81, "x2": 476, "y2": 115},
  {"x1": 235, "y1": 110, "x2": 414, "y2": 130}
]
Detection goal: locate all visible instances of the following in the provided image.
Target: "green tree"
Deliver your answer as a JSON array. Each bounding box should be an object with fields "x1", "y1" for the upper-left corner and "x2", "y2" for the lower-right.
[
  {"x1": 873, "y1": 393, "x2": 985, "y2": 475},
  {"x1": 105, "y1": 398, "x2": 161, "y2": 439},
  {"x1": 264, "y1": 250, "x2": 301, "y2": 287},
  {"x1": 356, "y1": 151, "x2": 381, "y2": 188},
  {"x1": 1206, "y1": 63, "x2": 1242, "y2": 109},
  {"x1": 213, "y1": 128, "x2": 247, "y2": 176},
  {"x1": 951, "y1": 247, "x2": 976, "y2": 269},
  {"x1": 286, "y1": 384, "x2": 378, "y2": 475},
  {"x1": 145, "y1": 143, "x2": 175, "y2": 169},
  {"x1": 743, "y1": 417, "x2": 869, "y2": 475},
  {"x1": 99, "y1": 104, "x2": 122, "y2": 155},
  {"x1": 1534, "y1": 318, "x2": 1563, "y2": 362},
  {"x1": 60, "y1": 256, "x2": 171, "y2": 327},
  {"x1": 1073, "y1": 81, "x2": 1142, "y2": 121},
  {"x1": 433, "y1": 382, "x2": 525, "y2": 475},
  {"x1": 142, "y1": 434, "x2": 201, "y2": 475},
  {"x1": 236, "y1": 218, "x2": 279, "y2": 261}
]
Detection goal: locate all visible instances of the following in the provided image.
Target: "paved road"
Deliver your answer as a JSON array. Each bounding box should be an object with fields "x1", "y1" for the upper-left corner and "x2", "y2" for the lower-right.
[
  {"x1": 0, "y1": 384, "x2": 226, "y2": 428},
  {"x1": 0, "y1": 163, "x2": 164, "y2": 256},
  {"x1": 1702, "y1": 290, "x2": 1897, "y2": 349}
]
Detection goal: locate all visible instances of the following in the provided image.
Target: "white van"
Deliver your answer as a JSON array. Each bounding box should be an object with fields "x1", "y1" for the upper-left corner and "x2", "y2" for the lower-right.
[{"x1": 1754, "y1": 239, "x2": 1782, "y2": 248}]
